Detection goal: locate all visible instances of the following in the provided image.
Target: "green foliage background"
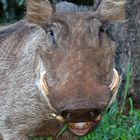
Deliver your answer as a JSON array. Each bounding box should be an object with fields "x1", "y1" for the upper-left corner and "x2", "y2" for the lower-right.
[{"x1": 0, "y1": 0, "x2": 25, "y2": 24}]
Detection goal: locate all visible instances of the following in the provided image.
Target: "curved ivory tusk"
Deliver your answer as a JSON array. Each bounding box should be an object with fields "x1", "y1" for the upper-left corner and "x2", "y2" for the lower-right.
[
  {"x1": 109, "y1": 68, "x2": 120, "y2": 94},
  {"x1": 49, "y1": 113, "x2": 66, "y2": 123},
  {"x1": 108, "y1": 68, "x2": 120, "y2": 107},
  {"x1": 40, "y1": 71, "x2": 49, "y2": 96}
]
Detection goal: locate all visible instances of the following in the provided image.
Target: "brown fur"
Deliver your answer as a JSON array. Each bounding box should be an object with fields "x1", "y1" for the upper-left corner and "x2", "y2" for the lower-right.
[
  {"x1": 97, "y1": 0, "x2": 126, "y2": 21},
  {"x1": 27, "y1": 0, "x2": 54, "y2": 24}
]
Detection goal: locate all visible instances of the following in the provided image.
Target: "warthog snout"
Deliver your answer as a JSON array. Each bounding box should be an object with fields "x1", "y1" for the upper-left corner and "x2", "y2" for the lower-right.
[{"x1": 60, "y1": 108, "x2": 101, "y2": 123}]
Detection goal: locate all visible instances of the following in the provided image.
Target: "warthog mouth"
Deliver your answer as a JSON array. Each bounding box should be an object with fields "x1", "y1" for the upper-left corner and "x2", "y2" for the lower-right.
[
  {"x1": 41, "y1": 69, "x2": 120, "y2": 136},
  {"x1": 69, "y1": 122, "x2": 96, "y2": 136},
  {"x1": 49, "y1": 113, "x2": 101, "y2": 136},
  {"x1": 68, "y1": 115, "x2": 101, "y2": 136}
]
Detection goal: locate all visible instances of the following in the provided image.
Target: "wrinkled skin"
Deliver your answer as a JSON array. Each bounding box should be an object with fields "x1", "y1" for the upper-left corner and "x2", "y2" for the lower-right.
[{"x1": 0, "y1": 0, "x2": 126, "y2": 139}]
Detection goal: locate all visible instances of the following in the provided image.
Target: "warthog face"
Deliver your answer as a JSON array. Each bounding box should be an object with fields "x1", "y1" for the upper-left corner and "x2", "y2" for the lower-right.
[{"x1": 27, "y1": 0, "x2": 125, "y2": 136}]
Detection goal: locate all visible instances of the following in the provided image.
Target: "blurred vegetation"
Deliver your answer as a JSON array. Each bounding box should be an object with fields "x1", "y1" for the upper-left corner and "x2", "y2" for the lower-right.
[
  {"x1": 0, "y1": 0, "x2": 25, "y2": 24},
  {"x1": 0, "y1": 0, "x2": 94, "y2": 24}
]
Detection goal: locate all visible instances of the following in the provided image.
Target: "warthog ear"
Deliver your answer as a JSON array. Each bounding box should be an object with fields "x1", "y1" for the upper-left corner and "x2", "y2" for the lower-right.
[
  {"x1": 96, "y1": 0, "x2": 126, "y2": 22},
  {"x1": 26, "y1": 0, "x2": 54, "y2": 24}
]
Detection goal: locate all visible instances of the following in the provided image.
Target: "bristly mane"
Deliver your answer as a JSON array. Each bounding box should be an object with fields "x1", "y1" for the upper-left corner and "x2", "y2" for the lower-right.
[{"x1": 56, "y1": 2, "x2": 94, "y2": 13}]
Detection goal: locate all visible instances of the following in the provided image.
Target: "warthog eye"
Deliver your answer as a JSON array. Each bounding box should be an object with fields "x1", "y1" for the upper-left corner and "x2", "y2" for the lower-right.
[
  {"x1": 47, "y1": 29, "x2": 55, "y2": 41},
  {"x1": 98, "y1": 25, "x2": 104, "y2": 38},
  {"x1": 46, "y1": 28, "x2": 57, "y2": 46},
  {"x1": 99, "y1": 26, "x2": 104, "y2": 33},
  {"x1": 48, "y1": 29, "x2": 54, "y2": 37}
]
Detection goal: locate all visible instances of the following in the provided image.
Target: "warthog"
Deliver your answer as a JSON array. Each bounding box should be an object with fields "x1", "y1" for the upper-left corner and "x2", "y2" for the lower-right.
[{"x1": 0, "y1": 0, "x2": 125, "y2": 139}]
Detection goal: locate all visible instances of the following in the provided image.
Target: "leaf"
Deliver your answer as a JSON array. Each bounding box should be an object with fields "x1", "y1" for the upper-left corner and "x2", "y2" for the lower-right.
[{"x1": 56, "y1": 123, "x2": 68, "y2": 138}]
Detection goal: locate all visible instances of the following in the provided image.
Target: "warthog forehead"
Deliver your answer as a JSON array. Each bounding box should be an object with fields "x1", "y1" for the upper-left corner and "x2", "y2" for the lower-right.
[{"x1": 50, "y1": 13, "x2": 101, "y2": 32}]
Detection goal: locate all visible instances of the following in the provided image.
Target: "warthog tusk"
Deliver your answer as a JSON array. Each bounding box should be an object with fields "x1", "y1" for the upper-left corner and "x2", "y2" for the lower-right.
[
  {"x1": 40, "y1": 71, "x2": 49, "y2": 96},
  {"x1": 108, "y1": 68, "x2": 121, "y2": 106},
  {"x1": 40, "y1": 73, "x2": 65, "y2": 123},
  {"x1": 109, "y1": 68, "x2": 120, "y2": 94},
  {"x1": 49, "y1": 113, "x2": 66, "y2": 123}
]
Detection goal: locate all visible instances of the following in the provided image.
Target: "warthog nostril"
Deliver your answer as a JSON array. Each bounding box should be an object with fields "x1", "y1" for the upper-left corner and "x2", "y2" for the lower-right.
[
  {"x1": 89, "y1": 111, "x2": 95, "y2": 118},
  {"x1": 67, "y1": 112, "x2": 71, "y2": 119},
  {"x1": 60, "y1": 109, "x2": 101, "y2": 123}
]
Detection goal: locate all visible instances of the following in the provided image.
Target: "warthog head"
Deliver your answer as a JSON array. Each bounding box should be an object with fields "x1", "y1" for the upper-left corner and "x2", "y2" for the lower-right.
[{"x1": 27, "y1": 0, "x2": 125, "y2": 136}]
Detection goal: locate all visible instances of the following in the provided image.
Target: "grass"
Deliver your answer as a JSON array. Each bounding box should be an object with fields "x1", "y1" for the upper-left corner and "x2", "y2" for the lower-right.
[
  {"x1": 31, "y1": 65, "x2": 140, "y2": 140},
  {"x1": 79, "y1": 101, "x2": 140, "y2": 140}
]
